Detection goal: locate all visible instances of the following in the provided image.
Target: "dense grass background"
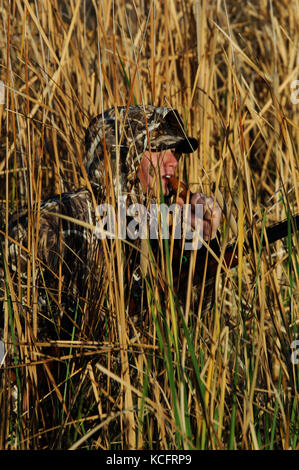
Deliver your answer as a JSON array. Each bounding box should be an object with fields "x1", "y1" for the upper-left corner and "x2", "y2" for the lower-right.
[{"x1": 0, "y1": 0, "x2": 298, "y2": 449}]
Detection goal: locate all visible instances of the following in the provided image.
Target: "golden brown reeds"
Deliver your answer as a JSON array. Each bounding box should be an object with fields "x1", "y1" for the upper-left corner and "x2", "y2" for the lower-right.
[{"x1": 0, "y1": 0, "x2": 298, "y2": 450}]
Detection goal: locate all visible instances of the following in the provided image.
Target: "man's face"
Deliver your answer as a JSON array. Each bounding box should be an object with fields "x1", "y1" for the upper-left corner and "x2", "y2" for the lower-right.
[{"x1": 137, "y1": 148, "x2": 180, "y2": 196}]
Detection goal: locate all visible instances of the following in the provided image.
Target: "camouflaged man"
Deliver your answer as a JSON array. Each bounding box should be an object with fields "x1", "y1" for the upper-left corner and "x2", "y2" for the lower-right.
[{"x1": 1, "y1": 105, "x2": 221, "y2": 341}]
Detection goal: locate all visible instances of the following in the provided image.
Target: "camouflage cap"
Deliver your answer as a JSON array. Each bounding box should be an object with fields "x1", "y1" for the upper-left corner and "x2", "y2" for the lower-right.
[
  {"x1": 84, "y1": 105, "x2": 198, "y2": 189},
  {"x1": 85, "y1": 105, "x2": 198, "y2": 162}
]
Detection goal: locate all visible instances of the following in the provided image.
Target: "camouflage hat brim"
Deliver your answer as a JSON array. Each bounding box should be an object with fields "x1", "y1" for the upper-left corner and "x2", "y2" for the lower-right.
[
  {"x1": 144, "y1": 107, "x2": 198, "y2": 154},
  {"x1": 175, "y1": 136, "x2": 199, "y2": 153},
  {"x1": 148, "y1": 135, "x2": 198, "y2": 153}
]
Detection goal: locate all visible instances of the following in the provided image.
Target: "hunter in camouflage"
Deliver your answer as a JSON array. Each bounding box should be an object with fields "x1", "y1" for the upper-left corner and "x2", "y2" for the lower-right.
[{"x1": 1, "y1": 105, "x2": 221, "y2": 341}]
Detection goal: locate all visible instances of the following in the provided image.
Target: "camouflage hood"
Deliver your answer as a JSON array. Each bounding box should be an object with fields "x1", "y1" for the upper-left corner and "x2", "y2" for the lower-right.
[{"x1": 84, "y1": 105, "x2": 198, "y2": 196}]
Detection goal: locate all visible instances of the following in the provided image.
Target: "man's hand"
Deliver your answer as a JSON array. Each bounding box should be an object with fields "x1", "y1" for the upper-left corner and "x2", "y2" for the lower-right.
[{"x1": 190, "y1": 193, "x2": 222, "y2": 240}]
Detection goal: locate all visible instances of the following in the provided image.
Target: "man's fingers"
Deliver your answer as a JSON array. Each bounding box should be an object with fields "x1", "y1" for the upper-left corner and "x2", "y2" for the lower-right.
[
  {"x1": 191, "y1": 193, "x2": 221, "y2": 219},
  {"x1": 190, "y1": 192, "x2": 222, "y2": 240}
]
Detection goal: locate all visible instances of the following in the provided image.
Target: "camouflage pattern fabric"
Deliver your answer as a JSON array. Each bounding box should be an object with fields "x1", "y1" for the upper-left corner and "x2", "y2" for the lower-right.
[{"x1": 1, "y1": 189, "x2": 101, "y2": 339}]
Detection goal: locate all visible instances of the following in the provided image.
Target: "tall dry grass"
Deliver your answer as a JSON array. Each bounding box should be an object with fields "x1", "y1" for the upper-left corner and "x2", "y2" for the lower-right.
[{"x1": 0, "y1": 0, "x2": 298, "y2": 449}]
